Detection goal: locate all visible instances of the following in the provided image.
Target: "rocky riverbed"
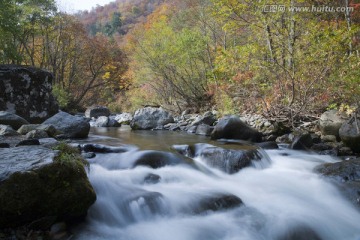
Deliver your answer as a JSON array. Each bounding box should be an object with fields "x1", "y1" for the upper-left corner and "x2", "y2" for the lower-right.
[{"x1": 1, "y1": 65, "x2": 360, "y2": 239}]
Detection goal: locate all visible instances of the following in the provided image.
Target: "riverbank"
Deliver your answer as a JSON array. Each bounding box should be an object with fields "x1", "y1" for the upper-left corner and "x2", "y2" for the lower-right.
[{"x1": 1, "y1": 106, "x2": 360, "y2": 239}]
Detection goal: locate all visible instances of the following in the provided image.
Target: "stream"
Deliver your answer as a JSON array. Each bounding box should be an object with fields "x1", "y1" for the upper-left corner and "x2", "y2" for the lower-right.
[{"x1": 73, "y1": 126, "x2": 360, "y2": 240}]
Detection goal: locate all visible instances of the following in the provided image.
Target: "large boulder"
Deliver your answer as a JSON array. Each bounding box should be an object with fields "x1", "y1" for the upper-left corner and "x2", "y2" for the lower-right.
[
  {"x1": 0, "y1": 111, "x2": 29, "y2": 130},
  {"x1": 0, "y1": 65, "x2": 59, "y2": 123},
  {"x1": 85, "y1": 106, "x2": 110, "y2": 119},
  {"x1": 0, "y1": 144, "x2": 96, "y2": 228},
  {"x1": 211, "y1": 115, "x2": 262, "y2": 142},
  {"x1": 173, "y1": 143, "x2": 266, "y2": 174},
  {"x1": 130, "y1": 107, "x2": 174, "y2": 130},
  {"x1": 319, "y1": 110, "x2": 347, "y2": 137},
  {"x1": 339, "y1": 114, "x2": 360, "y2": 153},
  {"x1": 42, "y1": 111, "x2": 90, "y2": 138},
  {"x1": 316, "y1": 158, "x2": 360, "y2": 208}
]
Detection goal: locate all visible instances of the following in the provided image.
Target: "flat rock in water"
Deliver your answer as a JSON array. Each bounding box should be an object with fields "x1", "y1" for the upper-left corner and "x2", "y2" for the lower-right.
[{"x1": 0, "y1": 146, "x2": 54, "y2": 181}]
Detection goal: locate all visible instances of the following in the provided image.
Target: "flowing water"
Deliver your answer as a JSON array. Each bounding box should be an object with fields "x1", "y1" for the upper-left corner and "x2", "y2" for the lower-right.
[{"x1": 74, "y1": 127, "x2": 360, "y2": 240}]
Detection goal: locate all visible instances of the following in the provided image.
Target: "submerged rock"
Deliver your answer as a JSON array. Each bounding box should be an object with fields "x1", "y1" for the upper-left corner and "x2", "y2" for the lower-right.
[
  {"x1": 193, "y1": 194, "x2": 243, "y2": 214},
  {"x1": 143, "y1": 173, "x2": 161, "y2": 184},
  {"x1": 81, "y1": 152, "x2": 96, "y2": 159},
  {"x1": 198, "y1": 145, "x2": 263, "y2": 174},
  {"x1": 174, "y1": 143, "x2": 265, "y2": 174},
  {"x1": 133, "y1": 150, "x2": 185, "y2": 169},
  {"x1": 0, "y1": 145, "x2": 96, "y2": 228},
  {"x1": 80, "y1": 143, "x2": 128, "y2": 153},
  {"x1": 255, "y1": 141, "x2": 279, "y2": 149},
  {"x1": 316, "y1": 158, "x2": 360, "y2": 207},
  {"x1": 276, "y1": 224, "x2": 323, "y2": 240}
]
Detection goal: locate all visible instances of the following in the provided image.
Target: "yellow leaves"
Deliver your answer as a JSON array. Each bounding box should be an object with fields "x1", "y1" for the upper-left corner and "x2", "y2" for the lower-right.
[{"x1": 102, "y1": 71, "x2": 111, "y2": 80}]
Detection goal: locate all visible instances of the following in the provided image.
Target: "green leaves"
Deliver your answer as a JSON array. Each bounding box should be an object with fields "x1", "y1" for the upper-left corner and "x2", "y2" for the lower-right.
[{"x1": 0, "y1": 0, "x2": 57, "y2": 63}]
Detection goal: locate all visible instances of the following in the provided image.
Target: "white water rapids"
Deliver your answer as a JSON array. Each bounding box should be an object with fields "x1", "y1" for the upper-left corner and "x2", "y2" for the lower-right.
[{"x1": 74, "y1": 129, "x2": 360, "y2": 240}]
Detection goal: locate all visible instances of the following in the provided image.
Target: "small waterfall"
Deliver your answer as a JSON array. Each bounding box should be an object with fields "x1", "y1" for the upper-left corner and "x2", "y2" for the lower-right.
[{"x1": 251, "y1": 147, "x2": 272, "y2": 169}]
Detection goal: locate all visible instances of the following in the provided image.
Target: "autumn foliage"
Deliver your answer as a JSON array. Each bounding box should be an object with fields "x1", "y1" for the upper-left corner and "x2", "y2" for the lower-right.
[{"x1": 1, "y1": 0, "x2": 359, "y2": 119}]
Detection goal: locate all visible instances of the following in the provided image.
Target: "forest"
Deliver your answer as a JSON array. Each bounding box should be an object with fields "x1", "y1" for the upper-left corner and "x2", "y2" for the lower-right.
[{"x1": 1, "y1": 0, "x2": 359, "y2": 126}]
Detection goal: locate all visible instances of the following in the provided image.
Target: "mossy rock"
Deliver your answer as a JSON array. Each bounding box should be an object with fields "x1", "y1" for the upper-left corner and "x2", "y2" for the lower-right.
[{"x1": 0, "y1": 143, "x2": 96, "y2": 228}]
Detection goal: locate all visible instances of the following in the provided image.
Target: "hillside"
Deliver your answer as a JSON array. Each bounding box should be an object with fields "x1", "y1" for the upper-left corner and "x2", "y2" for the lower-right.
[{"x1": 75, "y1": 0, "x2": 165, "y2": 37}]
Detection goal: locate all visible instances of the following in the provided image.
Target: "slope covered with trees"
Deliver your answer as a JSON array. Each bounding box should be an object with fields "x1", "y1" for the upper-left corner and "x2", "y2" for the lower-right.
[
  {"x1": 0, "y1": 0, "x2": 128, "y2": 111},
  {"x1": 123, "y1": 0, "x2": 360, "y2": 125},
  {"x1": 1, "y1": 0, "x2": 359, "y2": 124}
]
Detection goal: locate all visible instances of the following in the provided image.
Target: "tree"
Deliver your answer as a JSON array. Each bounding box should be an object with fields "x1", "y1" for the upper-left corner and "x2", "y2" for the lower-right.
[
  {"x1": 39, "y1": 15, "x2": 128, "y2": 109},
  {"x1": 128, "y1": 2, "x2": 220, "y2": 111},
  {"x1": 211, "y1": 0, "x2": 360, "y2": 123},
  {"x1": 111, "y1": 12, "x2": 122, "y2": 34},
  {"x1": 0, "y1": 0, "x2": 57, "y2": 64}
]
